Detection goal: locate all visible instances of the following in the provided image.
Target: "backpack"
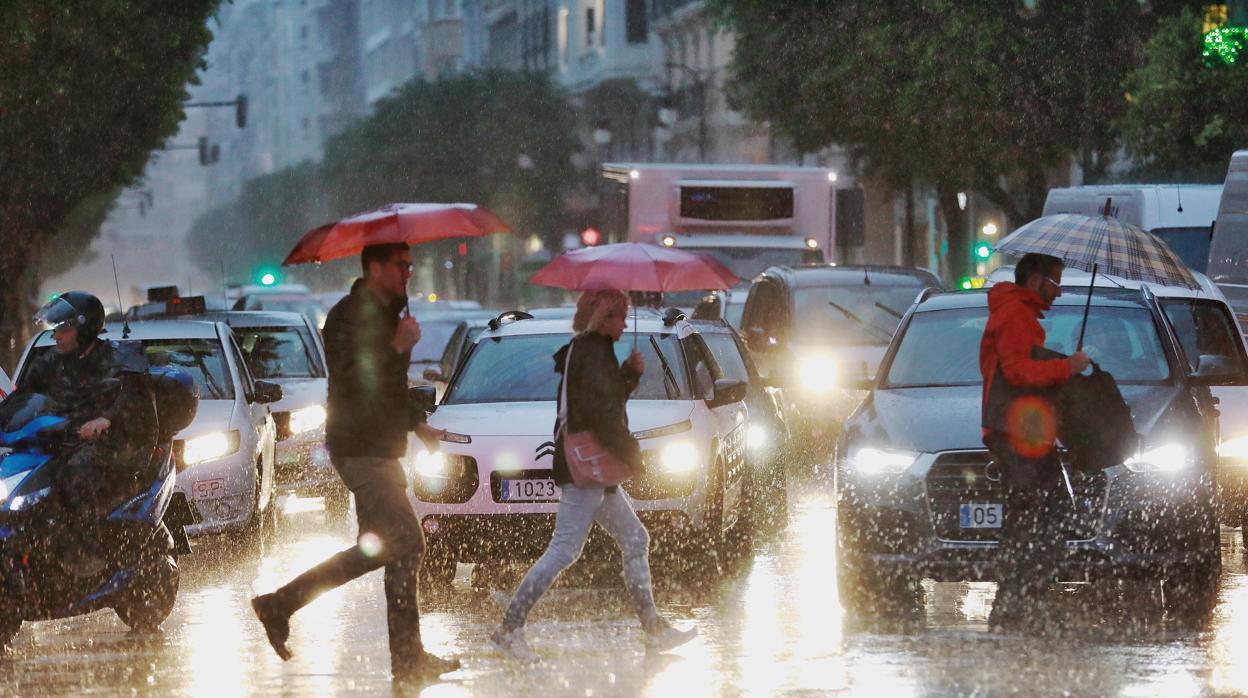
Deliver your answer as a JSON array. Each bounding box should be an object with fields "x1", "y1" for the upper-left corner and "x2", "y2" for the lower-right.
[{"x1": 1058, "y1": 362, "x2": 1139, "y2": 471}]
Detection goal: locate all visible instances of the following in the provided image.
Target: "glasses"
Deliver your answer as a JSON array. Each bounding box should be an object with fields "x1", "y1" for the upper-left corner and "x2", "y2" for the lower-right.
[
  {"x1": 388, "y1": 260, "x2": 414, "y2": 273},
  {"x1": 1042, "y1": 276, "x2": 1061, "y2": 290}
]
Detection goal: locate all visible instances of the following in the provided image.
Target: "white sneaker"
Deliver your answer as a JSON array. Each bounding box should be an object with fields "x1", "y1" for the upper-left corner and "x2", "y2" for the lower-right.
[
  {"x1": 489, "y1": 625, "x2": 538, "y2": 663},
  {"x1": 644, "y1": 624, "x2": 698, "y2": 653}
]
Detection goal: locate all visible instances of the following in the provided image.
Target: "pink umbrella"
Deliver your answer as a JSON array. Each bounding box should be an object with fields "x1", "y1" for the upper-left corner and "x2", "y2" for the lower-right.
[
  {"x1": 529, "y1": 242, "x2": 738, "y2": 293},
  {"x1": 283, "y1": 203, "x2": 511, "y2": 265},
  {"x1": 530, "y1": 242, "x2": 739, "y2": 341}
]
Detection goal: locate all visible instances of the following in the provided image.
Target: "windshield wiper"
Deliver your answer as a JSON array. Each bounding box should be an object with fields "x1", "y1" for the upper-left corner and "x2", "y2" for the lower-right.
[
  {"x1": 874, "y1": 301, "x2": 903, "y2": 319},
  {"x1": 183, "y1": 342, "x2": 225, "y2": 398},
  {"x1": 828, "y1": 301, "x2": 893, "y2": 342},
  {"x1": 649, "y1": 336, "x2": 679, "y2": 399}
]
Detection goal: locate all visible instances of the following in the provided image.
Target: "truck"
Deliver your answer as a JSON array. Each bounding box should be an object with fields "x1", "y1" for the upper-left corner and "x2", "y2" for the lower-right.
[
  {"x1": 1042, "y1": 184, "x2": 1222, "y2": 273},
  {"x1": 600, "y1": 163, "x2": 837, "y2": 305},
  {"x1": 1207, "y1": 150, "x2": 1248, "y2": 314}
]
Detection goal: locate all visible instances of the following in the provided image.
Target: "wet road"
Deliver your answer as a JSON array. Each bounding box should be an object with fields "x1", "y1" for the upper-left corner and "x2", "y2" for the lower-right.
[{"x1": 4, "y1": 478, "x2": 1248, "y2": 697}]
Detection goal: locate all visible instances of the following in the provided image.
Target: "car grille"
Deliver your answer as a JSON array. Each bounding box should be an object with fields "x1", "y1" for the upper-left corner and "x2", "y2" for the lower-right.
[
  {"x1": 925, "y1": 450, "x2": 1108, "y2": 543},
  {"x1": 412, "y1": 455, "x2": 478, "y2": 504}
]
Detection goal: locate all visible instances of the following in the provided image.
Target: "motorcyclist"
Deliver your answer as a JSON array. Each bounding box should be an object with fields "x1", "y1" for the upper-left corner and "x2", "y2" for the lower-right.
[{"x1": 7, "y1": 292, "x2": 157, "y2": 551}]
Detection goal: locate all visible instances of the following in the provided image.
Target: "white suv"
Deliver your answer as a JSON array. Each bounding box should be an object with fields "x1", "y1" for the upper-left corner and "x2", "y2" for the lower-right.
[{"x1": 409, "y1": 309, "x2": 752, "y2": 583}]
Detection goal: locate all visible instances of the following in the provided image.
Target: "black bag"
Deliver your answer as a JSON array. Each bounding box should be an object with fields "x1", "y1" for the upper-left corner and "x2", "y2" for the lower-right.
[{"x1": 1057, "y1": 361, "x2": 1139, "y2": 471}]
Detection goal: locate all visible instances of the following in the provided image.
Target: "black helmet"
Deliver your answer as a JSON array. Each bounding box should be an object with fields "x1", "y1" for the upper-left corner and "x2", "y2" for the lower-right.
[{"x1": 34, "y1": 291, "x2": 106, "y2": 339}]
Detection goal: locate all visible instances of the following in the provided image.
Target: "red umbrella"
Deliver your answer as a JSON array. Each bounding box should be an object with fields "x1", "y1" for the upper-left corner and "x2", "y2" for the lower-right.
[
  {"x1": 530, "y1": 243, "x2": 738, "y2": 343},
  {"x1": 283, "y1": 203, "x2": 511, "y2": 265},
  {"x1": 529, "y1": 242, "x2": 738, "y2": 292}
]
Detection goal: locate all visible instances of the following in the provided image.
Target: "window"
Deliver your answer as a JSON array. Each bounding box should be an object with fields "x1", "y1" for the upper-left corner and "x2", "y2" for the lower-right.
[
  {"x1": 626, "y1": 0, "x2": 647, "y2": 44},
  {"x1": 682, "y1": 336, "x2": 716, "y2": 399},
  {"x1": 143, "y1": 339, "x2": 235, "y2": 400},
  {"x1": 236, "y1": 327, "x2": 324, "y2": 379},
  {"x1": 701, "y1": 334, "x2": 750, "y2": 384},
  {"x1": 1161, "y1": 299, "x2": 1246, "y2": 373}
]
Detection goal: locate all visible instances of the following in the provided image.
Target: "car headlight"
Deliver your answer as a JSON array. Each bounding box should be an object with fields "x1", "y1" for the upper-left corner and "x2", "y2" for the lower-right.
[
  {"x1": 182, "y1": 430, "x2": 241, "y2": 465},
  {"x1": 1124, "y1": 442, "x2": 1191, "y2": 473},
  {"x1": 1218, "y1": 435, "x2": 1248, "y2": 463},
  {"x1": 659, "y1": 441, "x2": 699, "y2": 474},
  {"x1": 847, "y1": 446, "x2": 918, "y2": 475},
  {"x1": 412, "y1": 449, "x2": 447, "y2": 478},
  {"x1": 747, "y1": 424, "x2": 768, "y2": 451},
  {"x1": 799, "y1": 355, "x2": 838, "y2": 394},
  {"x1": 288, "y1": 405, "x2": 327, "y2": 434}
]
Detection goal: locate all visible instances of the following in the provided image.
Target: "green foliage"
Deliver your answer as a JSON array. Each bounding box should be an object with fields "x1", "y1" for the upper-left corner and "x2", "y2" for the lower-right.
[
  {"x1": 189, "y1": 69, "x2": 580, "y2": 284},
  {"x1": 0, "y1": 0, "x2": 220, "y2": 363},
  {"x1": 708, "y1": 0, "x2": 1156, "y2": 277},
  {"x1": 1120, "y1": 9, "x2": 1248, "y2": 182}
]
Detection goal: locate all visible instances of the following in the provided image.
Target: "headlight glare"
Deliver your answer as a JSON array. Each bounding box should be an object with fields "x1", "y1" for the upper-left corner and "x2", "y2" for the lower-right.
[
  {"x1": 288, "y1": 405, "x2": 327, "y2": 434},
  {"x1": 1218, "y1": 436, "x2": 1248, "y2": 463},
  {"x1": 747, "y1": 424, "x2": 768, "y2": 450},
  {"x1": 1125, "y1": 442, "x2": 1191, "y2": 473},
  {"x1": 848, "y1": 446, "x2": 918, "y2": 475},
  {"x1": 660, "y1": 441, "x2": 698, "y2": 474},
  {"x1": 8, "y1": 486, "x2": 50, "y2": 511},
  {"x1": 799, "y1": 355, "x2": 838, "y2": 394},
  {"x1": 182, "y1": 430, "x2": 240, "y2": 464},
  {"x1": 412, "y1": 449, "x2": 447, "y2": 478}
]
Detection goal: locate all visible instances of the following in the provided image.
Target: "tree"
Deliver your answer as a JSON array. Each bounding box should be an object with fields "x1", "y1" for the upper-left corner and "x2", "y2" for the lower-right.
[
  {"x1": 708, "y1": 0, "x2": 1154, "y2": 280},
  {"x1": 0, "y1": 2, "x2": 219, "y2": 367},
  {"x1": 1119, "y1": 8, "x2": 1248, "y2": 182}
]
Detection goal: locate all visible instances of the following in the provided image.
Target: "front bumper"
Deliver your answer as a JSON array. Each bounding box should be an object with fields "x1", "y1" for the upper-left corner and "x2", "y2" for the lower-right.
[
  {"x1": 274, "y1": 429, "x2": 340, "y2": 496},
  {"x1": 175, "y1": 450, "x2": 259, "y2": 537},
  {"x1": 839, "y1": 449, "x2": 1219, "y2": 582}
]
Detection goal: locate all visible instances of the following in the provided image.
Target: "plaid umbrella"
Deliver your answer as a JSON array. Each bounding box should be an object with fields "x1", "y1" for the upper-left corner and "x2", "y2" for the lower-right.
[
  {"x1": 994, "y1": 211, "x2": 1198, "y2": 290},
  {"x1": 994, "y1": 204, "x2": 1198, "y2": 351}
]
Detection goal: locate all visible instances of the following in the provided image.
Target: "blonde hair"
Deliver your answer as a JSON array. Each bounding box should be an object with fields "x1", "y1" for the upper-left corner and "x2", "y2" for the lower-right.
[{"x1": 572, "y1": 289, "x2": 629, "y2": 337}]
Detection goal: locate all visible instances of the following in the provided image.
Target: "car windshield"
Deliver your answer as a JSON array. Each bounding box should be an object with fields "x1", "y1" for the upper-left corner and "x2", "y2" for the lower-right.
[
  {"x1": 444, "y1": 333, "x2": 691, "y2": 404},
  {"x1": 664, "y1": 248, "x2": 818, "y2": 308},
  {"x1": 143, "y1": 339, "x2": 235, "y2": 399},
  {"x1": 235, "y1": 327, "x2": 323, "y2": 379},
  {"x1": 794, "y1": 284, "x2": 923, "y2": 346},
  {"x1": 410, "y1": 320, "x2": 460, "y2": 363},
  {"x1": 884, "y1": 306, "x2": 1171, "y2": 388}
]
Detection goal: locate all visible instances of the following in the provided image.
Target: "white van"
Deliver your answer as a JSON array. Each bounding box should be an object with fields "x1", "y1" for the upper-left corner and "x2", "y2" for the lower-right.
[
  {"x1": 1043, "y1": 184, "x2": 1221, "y2": 273},
  {"x1": 1206, "y1": 150, "x2": 1248, "y2": 313}
]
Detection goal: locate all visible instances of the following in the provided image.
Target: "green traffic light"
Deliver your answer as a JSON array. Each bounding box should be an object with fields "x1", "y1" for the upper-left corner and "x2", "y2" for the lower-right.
[
  {"x1": 960, "y1": 277, "x2": 974, "y2": 290},
  {"x1": 973, "y1": 243, "x2": 992, "y2": 260},
  {"x1": 259, "y1": 272, "x2": 277, "y2": 286}
]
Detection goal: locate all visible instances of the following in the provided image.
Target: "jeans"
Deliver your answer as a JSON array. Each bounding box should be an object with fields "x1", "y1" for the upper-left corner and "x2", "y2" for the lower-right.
[
  {"x1": 502, "y1": 484, "x2": 660, "y2": 632},
  {"x1": 271, "y1": 456, "x2": 426, "y2": 670}
]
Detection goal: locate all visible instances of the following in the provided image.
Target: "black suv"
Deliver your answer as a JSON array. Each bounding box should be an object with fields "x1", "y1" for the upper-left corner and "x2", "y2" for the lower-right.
[
  {"x1": 739, "y1": 264, "x2": 942, "y2": 459},
  {"x1": 836, "y1": 286, "x2": 1248, "y2": 622}
]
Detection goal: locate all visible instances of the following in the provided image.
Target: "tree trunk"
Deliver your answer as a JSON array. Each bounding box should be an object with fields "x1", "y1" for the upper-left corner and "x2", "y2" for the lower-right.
[
  {"x1": 0, "y1": 236, "x2": 43, "y2": 373},
  {"x1": 937, "y1": 185, "x2": 970, "y2": 283},
  {"x1": 903, "y1": 180, "x2": 918, "y2": 267}
]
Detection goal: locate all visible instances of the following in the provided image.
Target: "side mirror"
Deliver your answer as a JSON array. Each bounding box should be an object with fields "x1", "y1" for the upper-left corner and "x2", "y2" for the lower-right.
[
  {"x1": 708, "y1": 378, "x2": 748, "y2": 408},
  {"x1": 409, "y1": 384, "x2": 438, "y2": 414},
  {"x1": 253, "y1": 380, "x2": 283, "y2": 404},
  {"x1": 422, "y1": 367, "x2": 444, "y2": 383},
  {"x1": 1190, "y1": 354, "x2": 1244, "y2": 386}
]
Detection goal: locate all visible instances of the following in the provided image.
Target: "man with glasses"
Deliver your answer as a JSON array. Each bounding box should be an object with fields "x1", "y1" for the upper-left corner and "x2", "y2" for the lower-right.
[
  {"x1": 979, "y1": 253, "x2": 1090, "y2": 632},
  {"x1": 252, "y1": 243, "x2": 458, "y2": 684}
]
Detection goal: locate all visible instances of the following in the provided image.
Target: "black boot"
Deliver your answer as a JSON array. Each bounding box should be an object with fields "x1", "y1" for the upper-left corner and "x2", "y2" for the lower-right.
[{"x1": 251, "y1": 593, "x2": 293, "y2": 660}]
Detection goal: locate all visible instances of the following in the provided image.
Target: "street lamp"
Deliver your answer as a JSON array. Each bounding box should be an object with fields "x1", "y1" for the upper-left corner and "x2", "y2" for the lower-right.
[{"x1": 981, "y1": 222, "x2": 998, "y2": 236}]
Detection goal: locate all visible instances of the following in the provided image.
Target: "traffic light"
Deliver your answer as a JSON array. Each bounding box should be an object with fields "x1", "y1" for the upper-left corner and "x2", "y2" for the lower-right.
[
  {"x1": 973, "y1": 241, "x2": 993, "y2": 261},
  {"x1": 580, "y1": 227, "x2": 601, "y2": 246},
  {"x1": 255, "y1": 266, "x2": 280, "y2": 287},
  {"x1": 236, "y1": 94, "x2": 248, "y2": 129}
]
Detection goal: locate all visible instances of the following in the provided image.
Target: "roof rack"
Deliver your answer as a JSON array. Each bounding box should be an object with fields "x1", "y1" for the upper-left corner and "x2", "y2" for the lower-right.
[
  {"x1": 662, "y1": 308, "x2": 687, "y2": 326},
  {"x1": 488, "y1": 310, "x2": 533, "y2": 331}
]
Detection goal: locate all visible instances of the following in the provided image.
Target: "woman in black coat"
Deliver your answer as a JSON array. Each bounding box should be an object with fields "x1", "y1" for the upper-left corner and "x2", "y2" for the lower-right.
[{"x1": 489, "y1": 289, "x2": 697, "y2": 661}]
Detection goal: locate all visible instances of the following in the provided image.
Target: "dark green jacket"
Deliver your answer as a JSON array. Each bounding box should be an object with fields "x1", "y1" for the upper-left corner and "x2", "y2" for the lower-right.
[{"x1": 552, "y1": 333, "x2": 642, "y2": 485}]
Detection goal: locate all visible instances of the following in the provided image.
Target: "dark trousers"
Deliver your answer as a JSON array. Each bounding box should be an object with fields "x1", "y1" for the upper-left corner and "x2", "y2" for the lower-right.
[
  {"x1": 986, "y1": 433, "x2": 1070, "y2": 624},
  {"x1": 272, "y1": 456, "x2": 427, "y2": 669}
]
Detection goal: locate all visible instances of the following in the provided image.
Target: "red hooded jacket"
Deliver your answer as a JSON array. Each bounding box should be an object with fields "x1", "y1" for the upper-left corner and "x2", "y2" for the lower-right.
[{"x1": 980, "y1": 282, "x2": 1073, "y2": 444}]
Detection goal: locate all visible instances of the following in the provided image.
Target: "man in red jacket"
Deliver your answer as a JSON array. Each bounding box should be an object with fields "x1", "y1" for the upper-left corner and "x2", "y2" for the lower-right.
[{"x1": 980, "y1": 253, "x2": 1089, "y2": 631}]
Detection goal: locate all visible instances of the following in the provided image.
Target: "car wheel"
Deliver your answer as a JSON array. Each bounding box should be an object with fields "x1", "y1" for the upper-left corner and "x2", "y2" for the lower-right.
[
  {"x1": 753, "y1": 453, "x2": 789, "y2": 534},
  {"x1": 420, "y1": 545, "x2": 457, "y2": 592},
  {"x1": 686, "y1": 455, "x2": 728, "y2": 580},
  {"x1": 244, "y1": 460, "x2": 279, "y2": 547},
  {"x1": 115, "y1": 552, "x2": 180, "y2": 632}
]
